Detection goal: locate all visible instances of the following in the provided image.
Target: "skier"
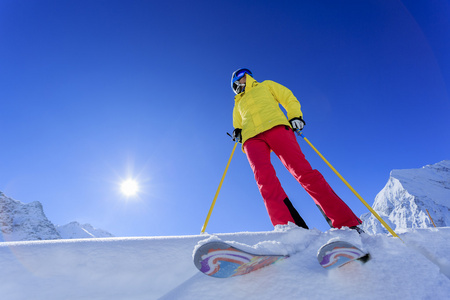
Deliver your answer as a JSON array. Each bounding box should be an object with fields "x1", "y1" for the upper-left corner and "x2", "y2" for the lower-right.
[{"x1": 231, "y1": 68, "x2": 362, "y2": 231}]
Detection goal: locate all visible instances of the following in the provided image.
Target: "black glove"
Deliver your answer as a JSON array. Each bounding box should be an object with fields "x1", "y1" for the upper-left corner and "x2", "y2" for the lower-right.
[
  {"x1": 289, "y1": 117, "x2": 305, "y2": 132},
  {"x1": 232, "y1": 128, "x2": 242, "y2": 143}
]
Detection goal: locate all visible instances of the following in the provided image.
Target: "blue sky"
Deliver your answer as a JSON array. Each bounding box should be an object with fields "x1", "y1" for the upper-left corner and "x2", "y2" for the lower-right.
[{"x1": 1, "y1": 0, "x2": 449, "y2": 237}]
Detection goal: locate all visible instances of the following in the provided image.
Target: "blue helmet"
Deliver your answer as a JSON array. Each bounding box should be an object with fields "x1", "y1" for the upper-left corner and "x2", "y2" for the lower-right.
[{"x1": 231, "y1": 68, "x2": 252, "y2": 94}]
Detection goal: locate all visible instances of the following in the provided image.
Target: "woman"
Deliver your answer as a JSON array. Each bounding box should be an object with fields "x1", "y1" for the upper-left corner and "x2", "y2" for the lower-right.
[{"x1": 231, "y1": 68, "x2": 362, "y2": 230}]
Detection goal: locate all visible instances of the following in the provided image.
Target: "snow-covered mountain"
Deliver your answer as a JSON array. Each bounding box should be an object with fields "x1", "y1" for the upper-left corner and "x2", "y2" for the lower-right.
[
  {"x1": 0, "y1": 191, "x2": 113, "y2": 242},
  {"x1": 57, "y1": 221, "x2": 114, "y2": 239},
  {"x1": 361, "y1": 160, "x2": 450, "y2": 234},
  {"x1": 0, "y1": 191, "x2": 60, "y2": 242}
]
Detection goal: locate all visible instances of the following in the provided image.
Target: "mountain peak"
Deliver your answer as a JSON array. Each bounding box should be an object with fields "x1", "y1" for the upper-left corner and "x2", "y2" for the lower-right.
[
  {"x1": 361, "y1": 160, "x2": 450, "y2": 234},
  {"x1": 56, "y1": 221, "x2": 114, "y2": 239},
  {"x1": 0, "y1": 193, "x2": 61, "y2": 242},
  {"x1": 0, "y1": 192, "x2": 113, "y2": 242}
]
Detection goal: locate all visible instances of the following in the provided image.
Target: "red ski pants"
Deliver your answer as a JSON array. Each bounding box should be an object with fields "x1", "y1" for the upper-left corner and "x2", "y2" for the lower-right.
[{"x1": 243, "y1": 125, "x2": 361, "y2": 228}]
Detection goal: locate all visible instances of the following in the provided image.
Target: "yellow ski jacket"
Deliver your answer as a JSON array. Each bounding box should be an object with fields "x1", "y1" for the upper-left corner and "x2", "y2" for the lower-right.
[{"x1": 233, "y1": 75, "x2": 303, "y2": 146}]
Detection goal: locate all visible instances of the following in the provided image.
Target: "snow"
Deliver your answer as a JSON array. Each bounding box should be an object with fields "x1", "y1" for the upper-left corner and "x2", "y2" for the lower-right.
[
  {"x1": 0, "y1": 192, "x2": 113, "y2": 241},
  {"x1": 0, "y1": 226, "x2": 449, "y2": 299},
  {"x1": 1, "y1": 161, "x2": 449, "y2": 298},
  {"x1": 361, "y1": 160, "x2": 450, "y2": 233},
  {"x1": 0, "y1": 193, "x2": 60, "y2": 242},
  {"x1": 56, "y1": 221, "x2": 114, "y2": 239}
]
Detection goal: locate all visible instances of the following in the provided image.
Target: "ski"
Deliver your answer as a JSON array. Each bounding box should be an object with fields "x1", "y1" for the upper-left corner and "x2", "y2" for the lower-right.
[
  {"x1": 317, "y1": 240, "x2": 370, "y2": 269},
  {"x1": 193, "y1": 241, "x2": 288, "y2": 278}
]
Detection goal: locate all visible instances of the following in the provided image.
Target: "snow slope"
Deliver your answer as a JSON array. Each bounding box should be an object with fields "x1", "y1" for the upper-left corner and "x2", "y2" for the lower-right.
[{"x1": 0, "y1": 226, "x2": 449, "y2": 299}]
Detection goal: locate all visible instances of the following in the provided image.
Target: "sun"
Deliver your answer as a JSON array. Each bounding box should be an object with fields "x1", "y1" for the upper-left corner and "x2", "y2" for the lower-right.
[{"x1": 121, "y1": 179, "x2": 139, "y2": 197}]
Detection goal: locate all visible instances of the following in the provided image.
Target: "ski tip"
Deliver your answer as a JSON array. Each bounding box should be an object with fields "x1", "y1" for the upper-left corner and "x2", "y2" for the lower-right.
[{"x1": 317, "y1": 240, "x2": 370, "y2": 269}]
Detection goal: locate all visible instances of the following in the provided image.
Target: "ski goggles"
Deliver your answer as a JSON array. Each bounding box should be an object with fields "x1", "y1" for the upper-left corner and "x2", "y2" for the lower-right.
[{"x1": 232, "y1": 68, "x2": 252, "y2": 84}]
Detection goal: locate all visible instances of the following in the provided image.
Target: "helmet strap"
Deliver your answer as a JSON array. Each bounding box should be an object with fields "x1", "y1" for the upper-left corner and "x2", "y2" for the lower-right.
[{"x1": 235, "y1": 82, "x2": 245, "y2": 93}]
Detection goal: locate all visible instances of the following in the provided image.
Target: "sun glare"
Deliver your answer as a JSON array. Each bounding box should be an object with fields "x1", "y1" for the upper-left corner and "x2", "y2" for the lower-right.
[{"x1": 121, "y1": 179, "x2": 139, "y2": 197}]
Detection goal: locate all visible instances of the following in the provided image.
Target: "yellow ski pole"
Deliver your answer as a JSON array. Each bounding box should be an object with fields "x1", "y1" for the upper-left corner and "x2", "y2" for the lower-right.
[
  {"x1": 297, "y1": 130, "x2": 401, "y2": 240},
  {"x1": 201, "y1": 142, "x2": 238, "y2": 234}
]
